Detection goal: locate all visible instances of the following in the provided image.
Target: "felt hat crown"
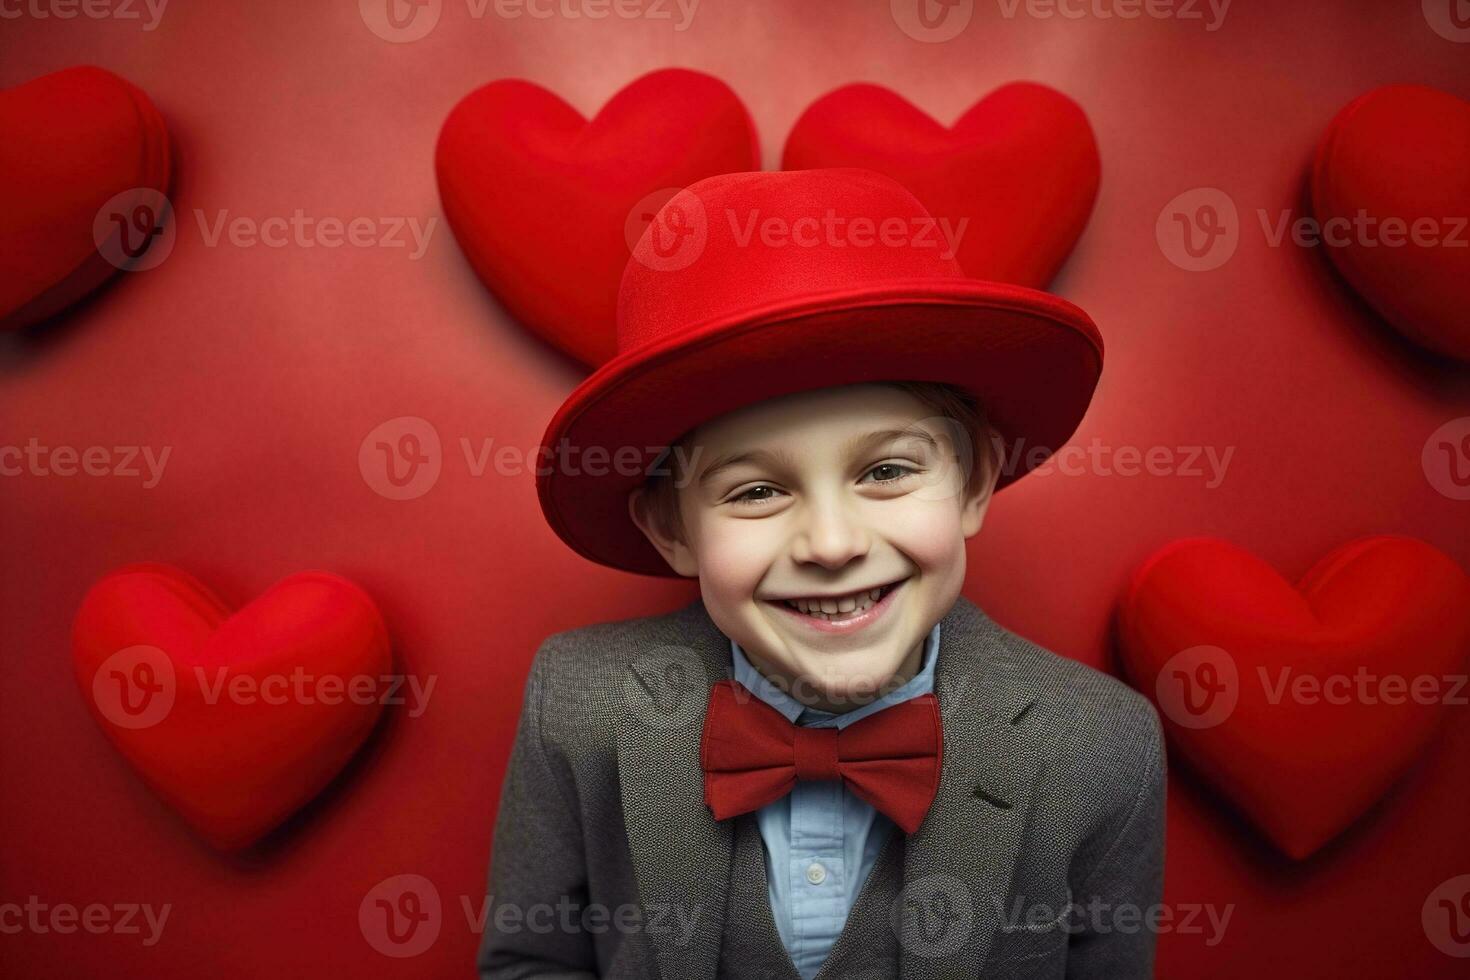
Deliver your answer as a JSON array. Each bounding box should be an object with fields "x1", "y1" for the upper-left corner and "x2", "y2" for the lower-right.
[{"x1": 537, "y1": 167, "x2": 1102, "y2": 576}]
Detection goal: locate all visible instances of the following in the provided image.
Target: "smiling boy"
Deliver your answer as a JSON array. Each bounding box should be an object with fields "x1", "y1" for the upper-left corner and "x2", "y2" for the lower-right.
[
  {"x1": 479, "y1": 169, "x2": 1166, "y2": 979},
  {"x1": 630, "y1": 381, "x2": 985, "y2": 717}
]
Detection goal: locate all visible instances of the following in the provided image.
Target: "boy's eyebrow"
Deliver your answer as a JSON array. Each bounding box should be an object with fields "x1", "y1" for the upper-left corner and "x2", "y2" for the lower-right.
[{"x1": 696, "y1": 428, "x2": 937, "y2": 487}]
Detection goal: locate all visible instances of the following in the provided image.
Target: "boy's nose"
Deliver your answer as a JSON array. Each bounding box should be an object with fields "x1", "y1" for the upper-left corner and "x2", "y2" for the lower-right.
[{"x1": 789, "y1": 500, "x2": 871, "y2": 570}]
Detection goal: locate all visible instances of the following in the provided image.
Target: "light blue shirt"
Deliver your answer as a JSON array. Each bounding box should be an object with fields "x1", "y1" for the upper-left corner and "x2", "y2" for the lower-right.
[{"x1": 727, "y1": 621, "x2": 941, "y2": 979}]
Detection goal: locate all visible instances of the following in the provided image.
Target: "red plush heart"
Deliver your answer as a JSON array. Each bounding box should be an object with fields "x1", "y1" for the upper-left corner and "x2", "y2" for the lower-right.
[
  {"x1": 435, "y1": 68, "x2": 759, "y2": 368},
  {"x1": 72, "y1": 564, "x2": 392, "y2": 850},
  {"x1": 0, "y1": 66, "x2": 171, "y2": 330},
  {"x1": 782, "y1": 82, "x2": 1099, "y2": 287},
  {"x1": 1118, "y1": 537, "x2": 1470, "y2": 860},
  {"x1": 1310, "y1": 84, "x2": 1470, "y2": 362}
]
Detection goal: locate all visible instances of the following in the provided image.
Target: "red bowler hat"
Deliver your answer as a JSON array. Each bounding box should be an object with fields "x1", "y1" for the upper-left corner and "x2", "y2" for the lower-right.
[{"x1": 536, "y1": 168, "x2": 1103, "y2": 577}]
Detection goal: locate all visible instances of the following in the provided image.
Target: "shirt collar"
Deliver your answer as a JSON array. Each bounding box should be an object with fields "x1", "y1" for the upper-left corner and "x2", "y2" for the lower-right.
[{"x1": 728, "y1": 620, "x2": 941, "y2": 730}]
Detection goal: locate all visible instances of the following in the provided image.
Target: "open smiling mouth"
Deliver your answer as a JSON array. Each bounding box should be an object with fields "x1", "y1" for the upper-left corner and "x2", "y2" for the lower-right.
[{"x1": 762, "y1": 577, "x2": 908, "y2": 632}]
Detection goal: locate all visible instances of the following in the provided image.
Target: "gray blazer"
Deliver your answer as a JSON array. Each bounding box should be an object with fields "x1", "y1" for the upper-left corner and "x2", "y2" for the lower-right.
[{"x1": 477, "y1": 594, "x2": 1166, "y2": 979}]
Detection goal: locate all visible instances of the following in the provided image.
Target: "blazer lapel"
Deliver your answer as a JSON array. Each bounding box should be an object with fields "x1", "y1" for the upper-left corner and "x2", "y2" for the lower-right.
[
  {"x1": 899, "y1": 596, "x2": 1046, "y2": 979},
  {"x1": 615, "y1": 599, "x2": 735, "y2": 980}
]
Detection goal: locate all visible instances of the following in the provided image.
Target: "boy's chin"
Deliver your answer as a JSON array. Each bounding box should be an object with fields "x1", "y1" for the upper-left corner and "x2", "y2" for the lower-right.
[{"x1": 787, "y1": 657, "x2": 907, "y2": 707}]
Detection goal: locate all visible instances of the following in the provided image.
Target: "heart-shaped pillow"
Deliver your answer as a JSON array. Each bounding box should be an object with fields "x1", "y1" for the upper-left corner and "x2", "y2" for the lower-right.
[
  {"x1": 1310, "y1": 84, "x2": 1470, "y2": 362},
  {"x1": 782, "y1": 82, "x2": 1099, "y2": 287},
  {"x1": 72, "y1": 564, "x2": 392, "y2": 850},
  {"x1": 435, "y1": 68, "x2": 759, "y2": 368},
  {"x1": 0, "y1": 66, "x2": 171, "y2": 330},
  {"x1": 1118, "y1": 536, "x2": 1470, "y2": 860}
]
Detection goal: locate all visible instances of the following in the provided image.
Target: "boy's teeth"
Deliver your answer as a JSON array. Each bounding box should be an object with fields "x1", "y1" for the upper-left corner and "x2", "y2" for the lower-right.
[{"x1": 782, "y1": 585, "x2": 887, "y2": 618}]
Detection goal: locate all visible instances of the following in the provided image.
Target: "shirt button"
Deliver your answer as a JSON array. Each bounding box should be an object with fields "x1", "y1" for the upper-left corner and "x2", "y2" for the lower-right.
[{"x1": 805, "y1": 862, "x2": 827, "y2": 885}]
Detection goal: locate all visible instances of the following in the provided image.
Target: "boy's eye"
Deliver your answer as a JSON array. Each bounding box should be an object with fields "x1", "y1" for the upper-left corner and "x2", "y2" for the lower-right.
[
  {"x1": 728, "y1": 464, "x2": 916, "y2": 505},
  {"x1": 729, "y1": 484, "x2": 785, "y2": 506},
  {"x1": 863, "y1": 462, "x2": 916, "y2": 484}
]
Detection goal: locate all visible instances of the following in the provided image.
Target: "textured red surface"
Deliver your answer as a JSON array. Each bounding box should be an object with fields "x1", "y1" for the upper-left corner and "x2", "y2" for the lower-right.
[{"x1": 1, "y1": 2, "x2": 1467, "y2": 977}]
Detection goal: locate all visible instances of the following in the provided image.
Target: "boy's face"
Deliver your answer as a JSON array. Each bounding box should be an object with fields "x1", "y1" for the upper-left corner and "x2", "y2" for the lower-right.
[{"x1": 629, "y1": 383, "x2": 999, "y2": 713}]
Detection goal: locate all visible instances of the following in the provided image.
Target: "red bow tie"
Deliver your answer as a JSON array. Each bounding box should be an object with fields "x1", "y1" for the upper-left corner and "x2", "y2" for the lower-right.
[{"x1": 699, "y1": 679, "x2": 943, "y2": 835}]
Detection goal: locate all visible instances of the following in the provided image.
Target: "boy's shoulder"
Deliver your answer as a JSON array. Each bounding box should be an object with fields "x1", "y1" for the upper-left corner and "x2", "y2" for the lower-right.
[
  {"x1": 520, "y1": 598, "x2": 716, "y2": 733},
  {"x1": 532, "y1": 598, "x2": 707, "y2": 675},
  {"x1": 980, "y1": 615, "x2": 1166, "y2": 818},
  {"x1": 986, "y1": 614, "x2": 1161, "y2": 742},
  {"x1": 930, "y1": 598, "x2": 1163, "y2": 812}
]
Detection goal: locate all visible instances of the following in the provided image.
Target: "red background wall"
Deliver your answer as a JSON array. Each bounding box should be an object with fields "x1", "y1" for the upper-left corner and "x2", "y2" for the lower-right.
[{"x1": 2, "y1": 1, "x2": 1467, "y2": 976}]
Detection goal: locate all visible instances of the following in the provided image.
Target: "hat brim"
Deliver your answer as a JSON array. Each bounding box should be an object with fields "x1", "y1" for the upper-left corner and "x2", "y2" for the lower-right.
[{"x1": 537, "y1": 278, "x2": 1103, "y2": 577}]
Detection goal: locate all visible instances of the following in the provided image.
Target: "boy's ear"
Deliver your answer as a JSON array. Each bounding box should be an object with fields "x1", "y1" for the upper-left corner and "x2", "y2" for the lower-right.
[
  {"x1": 959, "y1": 427, "x2": 1004, "y2": 538},
  {"x1": 627, "y1": 486, "x2": 700, "y2": 577}
]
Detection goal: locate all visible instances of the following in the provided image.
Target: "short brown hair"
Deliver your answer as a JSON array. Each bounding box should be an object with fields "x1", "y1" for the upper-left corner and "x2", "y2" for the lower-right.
[{"x1": 632, "y1": 380, "x2": 995, "y2": 545}]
